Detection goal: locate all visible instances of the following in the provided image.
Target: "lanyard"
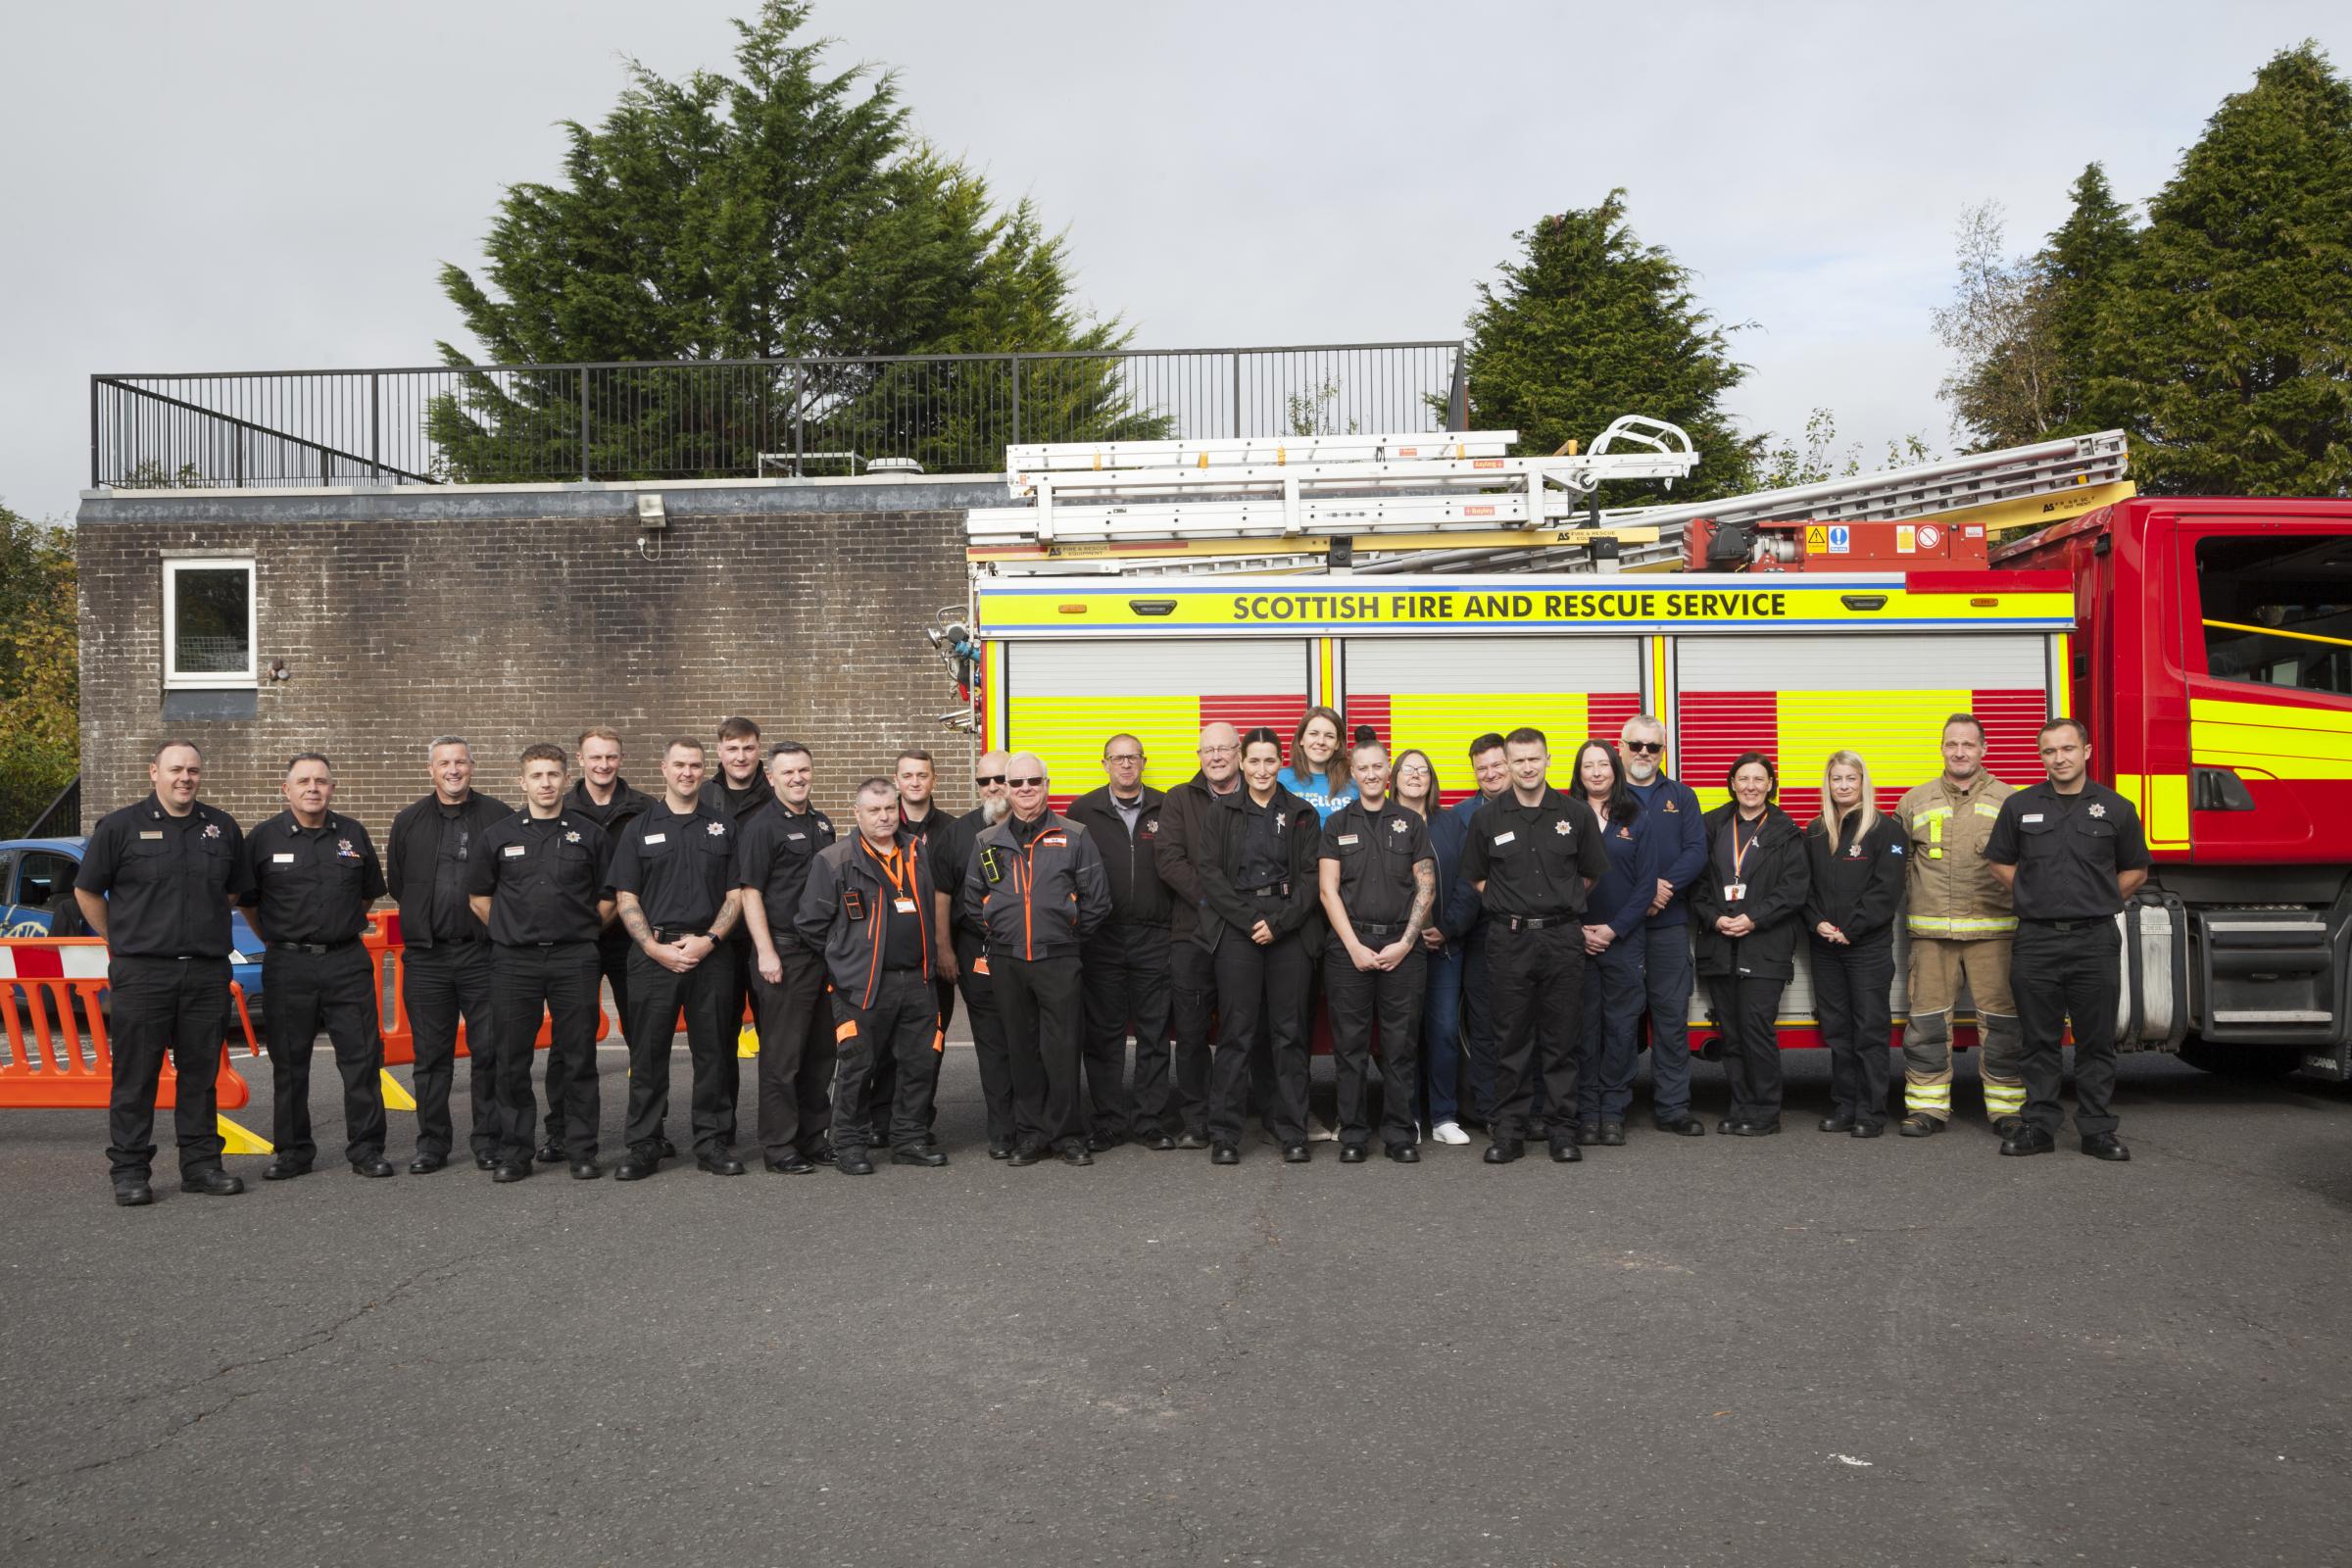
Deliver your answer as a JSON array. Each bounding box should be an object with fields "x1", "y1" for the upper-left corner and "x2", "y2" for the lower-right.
[
  {"x1": 1730, "y1": 816, "x2": 1763, "y2": 882},
  {"x1": 861, "y1": 837, "x2": 914, "y2": 900}
]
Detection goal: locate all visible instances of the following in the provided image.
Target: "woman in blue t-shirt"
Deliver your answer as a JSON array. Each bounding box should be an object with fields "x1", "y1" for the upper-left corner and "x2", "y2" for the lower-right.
[{"x1": 1278, "y1": 707, "x2": 1357, "y2": 822}]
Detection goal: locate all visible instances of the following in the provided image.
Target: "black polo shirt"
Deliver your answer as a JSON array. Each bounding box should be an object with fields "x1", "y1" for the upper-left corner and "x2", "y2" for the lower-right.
[
  {"x1": 932, "y1": 805, "x2": 996, "y2": 942},
  {"x1": 1459, "y1": 785, "x2": 1609, "y2": 919},
  {"x1": 608, "y1": 799, "x2": 737, "y2": 932},
  {"x1": 1320, "y1": 797, "x2": 1435, "y2": 926},
  {"x1": 734, "y1": 800, "x2": 837, "y2": 930},
  {"x1": 74, "y1": 794, "x2": 253, "y2": 958},
  {"x1": 1984, "y1": 779, "x2": 2152, "y2": 920},
  {"x1": 468, "y1": 811, "x2": 613, "y2": 946},
  {"x1": 564, "y1": 775, "x2": 656, "y2": 837},
  {"x1": 238, "y1": 810, "x2": 385, "y2": 944},
  {"x1": 1231, "y1": 792, "x2": 1292, "y2": 891}
]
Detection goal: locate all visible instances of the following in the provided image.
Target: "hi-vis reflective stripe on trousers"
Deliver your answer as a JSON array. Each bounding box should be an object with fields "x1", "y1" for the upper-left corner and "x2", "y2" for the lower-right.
[
  {"x1": 1907, "y1": 914, "x2": 2019, "y2": 936},
  {"x1": 1904, "y1": 936, "x2": 2023, "y2": 1121}
]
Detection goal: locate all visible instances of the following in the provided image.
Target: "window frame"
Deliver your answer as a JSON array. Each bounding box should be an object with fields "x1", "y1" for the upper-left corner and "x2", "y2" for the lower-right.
[
  {"x1": 161, "y1": 556, "x2": 258, "y2": 690},
  {"x1": 2187, "y1": 531, "x2": 2352, "y2": 705}
]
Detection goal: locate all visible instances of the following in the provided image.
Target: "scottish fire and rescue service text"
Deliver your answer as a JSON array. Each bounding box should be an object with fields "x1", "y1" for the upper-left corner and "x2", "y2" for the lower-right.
[{"x1": 1229, "y1": 589, "x2": 1791, "y2": 624}]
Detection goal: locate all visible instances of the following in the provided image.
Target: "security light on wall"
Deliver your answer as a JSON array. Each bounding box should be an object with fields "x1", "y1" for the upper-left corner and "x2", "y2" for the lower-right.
[{"x1": 636, "y1": 494, "x2": 667, "y2": 530}]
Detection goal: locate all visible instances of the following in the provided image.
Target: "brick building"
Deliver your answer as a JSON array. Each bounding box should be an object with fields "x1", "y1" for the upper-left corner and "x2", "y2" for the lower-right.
[{"x1": 72, "y1": 477, "x2": 992, "y2": 834}]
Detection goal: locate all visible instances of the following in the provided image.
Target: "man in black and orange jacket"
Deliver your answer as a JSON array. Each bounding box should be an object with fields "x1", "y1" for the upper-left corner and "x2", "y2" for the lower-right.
[
  {"x1": 795, "y1": 776, "x2": 946, "y2": 1177},
  {"x1": 964, "y1": 754, "x2": 1113, "y2": 1167}
]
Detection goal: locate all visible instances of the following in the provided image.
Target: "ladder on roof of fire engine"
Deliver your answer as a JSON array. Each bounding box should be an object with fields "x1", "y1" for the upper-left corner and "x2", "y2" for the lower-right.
[
  {"x1": 969, "y1": 427, "x2": 2132, "y2": 577},
  {"x1": 971, "y1": 416, "x2": 1701, "y2": 549}
]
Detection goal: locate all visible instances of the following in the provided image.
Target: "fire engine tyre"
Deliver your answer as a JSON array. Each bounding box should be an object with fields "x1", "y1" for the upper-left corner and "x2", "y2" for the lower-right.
[{"x1": 2177, "y1": 1038, "x2": 2304, "y2": 1080}]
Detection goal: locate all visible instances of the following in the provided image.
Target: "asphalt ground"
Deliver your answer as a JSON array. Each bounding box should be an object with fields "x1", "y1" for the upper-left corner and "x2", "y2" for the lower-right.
[{"x1": 5, "y1": 1035, "x2": 2350, "y2": 1567}]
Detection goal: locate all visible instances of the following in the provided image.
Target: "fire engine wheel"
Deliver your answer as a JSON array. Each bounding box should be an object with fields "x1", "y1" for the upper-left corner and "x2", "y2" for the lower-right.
[{"x1": 2177, "y1": 1039, "x2": 2304, "y2": 1080}]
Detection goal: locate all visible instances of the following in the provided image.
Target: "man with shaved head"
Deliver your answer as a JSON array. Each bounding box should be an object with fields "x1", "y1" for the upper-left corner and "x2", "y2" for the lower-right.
[
  {"x1": 1153, "y1": 723, "x2": 1243, "y2": 1147},
  {"x1": 932, "y1": 749, "x2": 1019, "y2": 1154},
  {"x1": 963, "y1": 755, "x2": 1111, "y2": 1165}
]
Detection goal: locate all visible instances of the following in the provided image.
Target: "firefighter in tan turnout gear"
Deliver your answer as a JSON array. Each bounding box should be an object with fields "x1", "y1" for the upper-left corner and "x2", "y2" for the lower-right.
[{"x1": 1892, "y1": 714, "x2": 2026, "y2": 1135}]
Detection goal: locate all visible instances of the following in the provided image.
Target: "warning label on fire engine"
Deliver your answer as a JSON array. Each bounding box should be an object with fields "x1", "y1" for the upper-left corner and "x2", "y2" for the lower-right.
[{"x1": 1804, "y1": 525, "x2": 1828, "y2": 555}]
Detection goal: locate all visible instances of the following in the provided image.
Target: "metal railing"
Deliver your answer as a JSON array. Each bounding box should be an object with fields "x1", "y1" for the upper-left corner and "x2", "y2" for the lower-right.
[
  {"x1": 21, "y1": 775, "x2": 80, "y2": 840},
  {"x1": 90, "y1": 343, "x2": 1466, "y2": 490}
]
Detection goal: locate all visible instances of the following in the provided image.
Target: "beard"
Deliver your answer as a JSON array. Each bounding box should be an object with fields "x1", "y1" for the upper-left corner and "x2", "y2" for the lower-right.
[
  {"x1": 980, "y1": 795, "x2": 1011, "y2": 825},
  {"x1": 1625, "y1": 757, "x2": 1658, "y2": 783}
]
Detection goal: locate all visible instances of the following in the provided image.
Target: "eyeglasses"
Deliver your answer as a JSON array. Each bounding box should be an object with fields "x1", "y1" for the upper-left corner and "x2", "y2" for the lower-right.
[
  {"x1": 1198, "y1": 745, "x2": 1237, "y2": 758},
  {"x1": 974, "y1": 774, "x2": 1006, "y2": 786},
  {"x1": 1623, "y1": 740, "x2": 1664, "y2": 754},
  {"x1": 1105, "y1": 755, "x2": 1144, "y2": 765},
  {"x1": 1008, "y1": 776, "x2": 1045, "y2": 788}
]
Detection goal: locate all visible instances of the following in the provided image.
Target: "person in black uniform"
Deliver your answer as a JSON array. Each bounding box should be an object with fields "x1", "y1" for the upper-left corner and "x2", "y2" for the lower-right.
[
  {"x1": 797, "y1": 777, "x2": 949, "y2": 1175},
  {"x1": 1197, "y1": 727, "x2": 1323, "y2": 1164},
  {"x1": 385, "y1": 737, "x2": 511, "y2": 1174},
  {"x1": 74, "y1": 741, "x2": 254, "y2": 1205},
  {"x1": 735, "y1": 741, "x2": 838, "y2": 1173},
  {"x1": 931, "y1": 751, "x2": 1019, "y2": 1157},
  {"x1": 698, "y1": 716, "x2": 775, "y2": 1138},
  {"x1": 1318, "y1": 732, "x2": 1438, "y2": 1164},
  {"x1": 1984, "y1": 717, "x2": 2151, "y2": 1161},
  {"x1": 608, "y1": 738, "x2": 746, "y2": 1181},
  {"x1": 1066, "y1": 734, "x2": 1176, "y2": 1152},
  {"x1": 966, "y1": 755, "x2": 1114, "y2": 1166},
  {"x1": 467, "y1": 744, "x2": 614, "y2": 1182},
  {"x1": 1690, "y1": 753, "x2": 1811, "y2": 1137},
  {"x1": 883, "y1": 747, "x2": 953, "y2": 1137},
  {"x1": 1459, "y1": 726, "x2": 1611, "y2": 1165},
  {"x1": 553, "y1": 726, "x2": 659, "y2": 1162},
  {"x1": 238, "y1": 752, "x2": 391, "y2": 1181},
  {"x1": 1154, "y1": 724, "x2": 1245, "y2": 1150},
  {"x1": 1802, "y1": 750, "x2": 1907, "y2": 1138}
]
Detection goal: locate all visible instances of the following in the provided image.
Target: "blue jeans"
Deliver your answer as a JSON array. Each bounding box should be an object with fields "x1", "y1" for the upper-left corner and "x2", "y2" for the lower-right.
[
  {"x1": 1577, "y1": 933, "x2": 1648, "y2": 1123},
  {"x1": 1420, "y1": 942, "x2": 1465, "y2": 1125},
  {"x1": 1642, "y1": 922, "x2": 1696, "y2": 1120},
  {"x1": 1459, "y1": 926, "x2": 1498, "y2": 1121}
]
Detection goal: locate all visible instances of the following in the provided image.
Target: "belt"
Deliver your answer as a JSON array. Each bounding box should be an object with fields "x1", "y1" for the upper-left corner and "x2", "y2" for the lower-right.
[
  {"x1": 1352, "y1": 919, "x2": 1406, "y2": 938},
  {"x1": 274, "y1": 939, "x2": 359, "y2": 956},
  {"x1": 1501, "y1": 913, "x2": 1574, "y2": 932},
  {"x1": 652, "y1": 926, "x2": 710, "y2": 943},
  {"x1": 2020, "y1": 916, "x2": 2111, "y2": 933},
  {"x1": 1245, "y1": 883, "x2": 1291, "y2": 899}
]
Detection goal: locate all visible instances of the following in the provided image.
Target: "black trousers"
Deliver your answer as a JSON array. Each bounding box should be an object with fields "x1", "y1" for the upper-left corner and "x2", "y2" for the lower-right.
[
  {"x1": 751, "y1": 945, "x2": 835, "y2": 1161},
  {"x1": 1324, "y1": 942, "x2": 1425, "y2": 1151},
  {"x1": 995, "y1": 953, "x2": 1087, "y2": 1154},
  {"x1": 622, "y1": 944, "x2": 740, "y2": 1155},
  {"x1": 2013, "y1": 919, "x2": 2123, "y2": 1138},
  {"x1": 105, "y1": 956, "x2": 230, "y2": 1179},
  {"x1": 1208, "y1": 927, "x2": 1311, "y2": 1146},
  {"x1": 866, "y1": 974, "x2": 955, "y2": 1140},
  {"x1": 542, "y1": 931, "x2": 629, "y2": 1151},
  {"x1": 715, "y1": 931, "x2": 757, "y2": 1122},
  {"x1": 955, "y1": 930, "x2": 1016, "y2": 1149},
  {"x1": 1081, "y1": 919, "x2": 1175, "y2": 1141},
  {"x1": 1812, "y1": 935, "x2": 1893, "y2": 1128},
  {"x1": 491, "y1": 942, "x2": 601, "y2": 1162},
  {"x1": 405, "y1": 941, "x2": 496, "y2": 1160},
  {"x1": 830, "y1": 966, "x2": 939, "y2": 1152},
  {"x1": 261, "y1": 943, "x2": 386, "y2": 1165},
  {"x1": 1707, "y1": 972, "x2": 1788, "y2": 1123},
  {"x1": 1167, "y1": 937, "x2": 1218, "y2": 1139},
  {"x1": 1489, "y1": 921, "x2": 1584, "y2": 1143}
]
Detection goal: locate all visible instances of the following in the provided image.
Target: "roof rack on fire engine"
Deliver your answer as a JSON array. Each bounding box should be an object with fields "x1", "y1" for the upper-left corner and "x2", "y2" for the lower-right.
[
  {"x1": 970, "y1": 415, "x2": 1700, "y2": 550},
  {"x1": 968, "y1": 427, "x2": 2132, "y2": 578}
]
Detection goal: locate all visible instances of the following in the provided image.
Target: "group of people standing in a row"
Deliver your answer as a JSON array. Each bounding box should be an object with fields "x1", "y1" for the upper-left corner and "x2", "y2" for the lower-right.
[{"x1": 70, "y1": 704, "x2": 2150, "y2": 1207}]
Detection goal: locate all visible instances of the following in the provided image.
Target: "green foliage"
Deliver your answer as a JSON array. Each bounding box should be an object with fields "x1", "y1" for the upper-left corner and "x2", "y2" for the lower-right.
[
  {"x1": 1932, "y1": 202, "x2": 2065, "y2": 450},
  {"x1": 2092, "y1": 42, "x2": 2352, "y2": 496},
  {"x1": 2039, "y1": 164, "x2": 2135, "y2": 434},
  {"x1": 1451, "y1": 192, "x2": 1760, "y2": 502},
  {"x1": 1758, "y1": 409, "x2": 1936, "y2": 489},
  {"x1": 0, "y1": 504, "x2": 77, "y2": 837},
  {"x1": 429, "y1": 1, "x2": 1162, "y2": 479}
]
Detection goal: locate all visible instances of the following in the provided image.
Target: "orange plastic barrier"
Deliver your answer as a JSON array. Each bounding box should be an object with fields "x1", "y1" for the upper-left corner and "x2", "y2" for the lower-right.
[
  {"x1": 362, "y1": 919, "x2": 612, "y2": 1067},
  {"x1": 0, "y1": 937, "x2": 256, "y2": 1110}
]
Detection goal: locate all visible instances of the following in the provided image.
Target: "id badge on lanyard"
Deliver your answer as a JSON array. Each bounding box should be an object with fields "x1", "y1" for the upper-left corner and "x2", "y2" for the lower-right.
[{"x1": 1724, "y1": 822, "x2": 1757, "y2": 903}]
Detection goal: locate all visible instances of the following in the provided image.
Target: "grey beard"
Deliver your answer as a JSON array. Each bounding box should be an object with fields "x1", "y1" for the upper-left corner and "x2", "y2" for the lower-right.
[
  {"x1": 980, "y1": 796, "x2": 1011, "y2": 825},
  {"x1": 1626, "y1": 760, "x2": 1659, "y2": 783}
]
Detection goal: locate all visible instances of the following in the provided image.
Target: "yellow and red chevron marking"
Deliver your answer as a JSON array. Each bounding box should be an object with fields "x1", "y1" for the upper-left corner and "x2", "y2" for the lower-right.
[
  {"x1": 1676, "y1": 688, "x2": 2048, "y2": 821},
  {"x1": 1343, "y1": 691, "x2": 1642, "y2": 804}
]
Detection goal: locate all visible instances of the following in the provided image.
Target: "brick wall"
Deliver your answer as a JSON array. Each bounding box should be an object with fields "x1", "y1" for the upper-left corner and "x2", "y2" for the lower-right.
[{"x1": 74, "y1": 487, "x2": 981, "y2": 836}]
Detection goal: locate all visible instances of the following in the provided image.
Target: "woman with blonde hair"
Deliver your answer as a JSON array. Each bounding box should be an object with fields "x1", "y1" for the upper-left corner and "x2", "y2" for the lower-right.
[{"x1": 1801, "y1": 750, "x2": 1908, "y2": 1137}]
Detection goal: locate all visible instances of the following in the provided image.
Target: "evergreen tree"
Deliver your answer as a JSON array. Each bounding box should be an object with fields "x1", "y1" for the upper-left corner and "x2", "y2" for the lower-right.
[
  {"x1": 2092, "y1": 43, "x2": 2352, "y2": 495},
  {"x1": 2038, "y1": 164, "x2": 2135, "y2": 434},
  {"x1": 0, "y1": 504, "x2": 76, "y2": 837},
  {"x1": 429, "y1": 1, "x2": 1159, "y2": 479},
  {"x1": 1453, "y1": 193, "x2": 1759, "y2": 502}
]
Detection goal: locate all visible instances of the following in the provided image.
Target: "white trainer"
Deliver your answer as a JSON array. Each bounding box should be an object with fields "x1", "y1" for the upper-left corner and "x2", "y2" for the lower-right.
[{"x1": 1430, "y1": 1120, "x2": 1471, "y2": 1146}]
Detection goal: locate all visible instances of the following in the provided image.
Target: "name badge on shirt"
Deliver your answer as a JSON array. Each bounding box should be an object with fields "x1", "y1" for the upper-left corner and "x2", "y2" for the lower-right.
[
  {"x1": 1723, "y1": 882, "x2": 1747, "y2": 901},
  {"x1": 504, "y1": 844, "x2": 527, "y2": 858},
  {"x1": 786, "y1": 832, "x2": 807, "y2": 842},
  {"x1": 272, "y1": 852, "x2": 296, "y2": 863},
  {"x1": 2022, "y1": 813, "x2": 2043, "y2": 824},
  {"x1": 643, "y1": 832, "x2": 667, "y2": 845},
  {"x1": 893, "y1": 898, "x2": 917, "y2": 914},
  {"x1": 139, "y1": 830, "x2": 164, "y2": 840},
  {"x1": 1336, "y1": 834, "x2": 1359, "y2": 846},
  {"x1": 1493, "y1": 831, "x2": 1517, "y2": 846}
]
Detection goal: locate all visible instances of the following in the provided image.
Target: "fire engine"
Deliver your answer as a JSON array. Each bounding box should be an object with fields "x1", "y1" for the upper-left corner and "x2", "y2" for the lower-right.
[{"x1": 938, "y1": 422, "x2": 2352, "y2": 1080}]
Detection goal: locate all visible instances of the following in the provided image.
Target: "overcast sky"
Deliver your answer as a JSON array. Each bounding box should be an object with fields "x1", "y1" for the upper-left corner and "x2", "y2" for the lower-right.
[{"x1": 4, "y1": 0, "x2": 2345, "y2": 522}]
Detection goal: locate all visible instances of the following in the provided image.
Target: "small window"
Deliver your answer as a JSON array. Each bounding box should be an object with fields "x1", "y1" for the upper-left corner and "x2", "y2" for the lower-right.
[
  {"x1": 16, "y1": 851, "x2": 74, "y2": 906},
  {"x1": 2196, "y1": 535, "x2": 2352, "y2": 698},
  {"x1": 163, "y1": 559, "x2": 256, "y2": 688}
]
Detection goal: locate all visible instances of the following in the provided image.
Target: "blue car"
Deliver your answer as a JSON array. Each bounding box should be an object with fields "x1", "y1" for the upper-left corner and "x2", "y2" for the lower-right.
[{"x1": 0, "y1": 836, "x2": 268, "y2": 1016}]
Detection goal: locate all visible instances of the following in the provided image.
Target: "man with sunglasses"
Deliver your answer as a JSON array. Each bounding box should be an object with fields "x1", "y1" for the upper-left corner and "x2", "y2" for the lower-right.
[
  {"x1": 1154, "y1": 724, "x2": 1245, "y2": 1148},
  {"x1": 966, "y1": 756, "x2": 1112, "y2": 1165},
  {"x1": 1066, "y1": 735, "x2": 1175, "y2": 1152},
  {"x1": 932, "y1": 752, "x2": 1020, "y2": 1156},
  {"x1": 1617, "y1": 714, "x2": 1710, "y2": 1136}
]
